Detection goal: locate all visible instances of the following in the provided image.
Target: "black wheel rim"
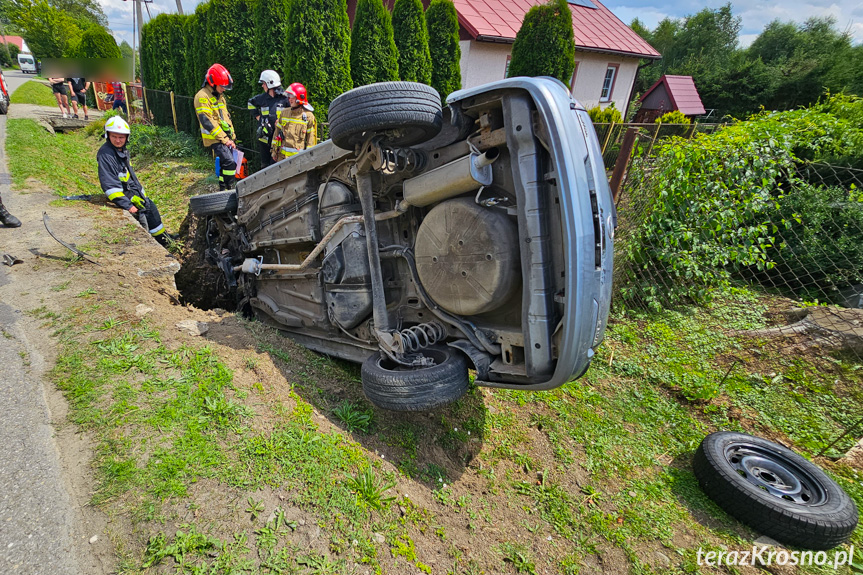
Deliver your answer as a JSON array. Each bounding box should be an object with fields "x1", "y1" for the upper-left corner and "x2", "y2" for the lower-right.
[{"x1": 723, "y1": 442, "x2": 827, "y2": 506}]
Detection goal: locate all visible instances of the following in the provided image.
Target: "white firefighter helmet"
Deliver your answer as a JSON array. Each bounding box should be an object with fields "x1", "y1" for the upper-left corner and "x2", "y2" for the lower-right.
[
  {"x1": 104, "y1": 116, "x2": 131, "y2": 138},
  {"x1": 259, "y1": 70, "x2": 281, "y2": 89}
]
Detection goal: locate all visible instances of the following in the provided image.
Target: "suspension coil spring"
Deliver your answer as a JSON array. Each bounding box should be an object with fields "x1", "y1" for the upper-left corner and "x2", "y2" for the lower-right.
[
  {"x1": 379, "y1": 145, "x2": 425, "y2": 173},
  {"x1": 398, "y1": 322, "x2": 446, "y2": 353}
]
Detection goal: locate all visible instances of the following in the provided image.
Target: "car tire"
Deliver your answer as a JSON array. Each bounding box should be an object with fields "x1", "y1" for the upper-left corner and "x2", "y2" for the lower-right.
[
  {"x1": 693, "y1": 431, "x2": 858, "y2": 550},
  {"x1": 0, "y1": 99, "x2": 7, "y2": 115},
  {"x1": 189, "y1": 190, "x2": 238, "y2": 216},
  {"x1": 328, "y1": 81, "x2": 442, "y2": 151},
  {"x1": 361, "y1": 345, "x2": 468, "y2": 411}
]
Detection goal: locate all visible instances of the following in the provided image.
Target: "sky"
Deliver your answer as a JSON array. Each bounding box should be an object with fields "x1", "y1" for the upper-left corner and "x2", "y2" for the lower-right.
[{"x1": 101, "y1": 0, "x2": 863, "y2": 52}]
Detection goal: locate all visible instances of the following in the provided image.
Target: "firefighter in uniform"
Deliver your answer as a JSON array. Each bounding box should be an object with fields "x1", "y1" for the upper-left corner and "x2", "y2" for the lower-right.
[
  {"x1": 271, "y1": 82, "x2": 317, "y2": 162},
  {"x1": 194, "y1": 63, "x2": 237, "y2": 190},
  {"x1": 247, "y1": 70, "x2": 289, "y2": 169},
  {"x1": 97, "y1": 117, "x2": 174, "y2": 246}
]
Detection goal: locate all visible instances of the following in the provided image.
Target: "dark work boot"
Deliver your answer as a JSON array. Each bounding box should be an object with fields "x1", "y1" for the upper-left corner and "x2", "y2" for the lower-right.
[
  {"x1": 0, "y1": 203, "x2": 21, "y2": 228},
  {"x1": 222, "y1": 175, "x2": 236, "y2": 190}
]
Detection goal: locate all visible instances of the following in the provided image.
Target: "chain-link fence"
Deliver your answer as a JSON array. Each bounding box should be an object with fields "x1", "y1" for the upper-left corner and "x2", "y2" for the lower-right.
[{"x1": 614, "y1": 152, "x2": 863, "y2": 366}]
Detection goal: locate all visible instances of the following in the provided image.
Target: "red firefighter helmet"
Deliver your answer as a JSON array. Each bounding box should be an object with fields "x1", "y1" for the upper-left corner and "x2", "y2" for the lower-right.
[
  {"x1": 204, "y1": 63, "x2": 233, "y2": 90},
  {"x1": 288, "y1": 82, "x2": 309, "y2": 106}
]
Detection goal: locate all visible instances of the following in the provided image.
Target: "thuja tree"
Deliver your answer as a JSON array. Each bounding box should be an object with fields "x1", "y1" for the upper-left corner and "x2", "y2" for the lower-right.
[
  {"x1": 141, "y1": 14, "x2": 172, "y2": 90},
  {"x1": 187, "y1": 3, "x2": 211, "y2": 95},
  {"x1": 508, "y1": 0, "x2": 575, "y2": 84},
  {"x1": 254, "y1": 0, "x2": 290, "y2": 75},
  {"x1": 425, "y1": 0, "x2": 460, "y2": 101},
  {"x1": 392, "y1": 0, "x2": 431, "y2": 84},
  {"x1": 350, "y1": 0, "x2": 399, "y2": 87},
  {"x1": 205, "y1": 0, "x2": 256, "y2": 108},
  {"x1": 283, "y1": 0, "x2": 352, "y2": 126}
]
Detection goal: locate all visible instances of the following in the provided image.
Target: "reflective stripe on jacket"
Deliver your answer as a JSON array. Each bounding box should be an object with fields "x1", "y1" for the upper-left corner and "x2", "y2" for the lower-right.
[{"x1": 194, "y1": 87, "x2": 233, "y2": 148}]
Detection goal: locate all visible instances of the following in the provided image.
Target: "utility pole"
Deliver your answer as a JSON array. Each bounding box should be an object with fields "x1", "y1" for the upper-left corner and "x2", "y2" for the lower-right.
[{"x1": 176, "y1": 0, "x2": 184, "y2": 16}]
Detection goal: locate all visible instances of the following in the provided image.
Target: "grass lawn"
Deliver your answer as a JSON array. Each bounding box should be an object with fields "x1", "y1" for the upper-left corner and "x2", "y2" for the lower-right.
[
  {"x1": 7, "y1": 120, "x2": 863, "y2": 574},
  {"x1": 10, "y1": 79, "x2": 57, "y2": 107}
]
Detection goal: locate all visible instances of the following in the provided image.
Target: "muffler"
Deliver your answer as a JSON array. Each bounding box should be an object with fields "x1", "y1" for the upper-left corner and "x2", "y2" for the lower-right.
[{"x1": 402, "y1": 148, "x2": 499, "y2": 207}]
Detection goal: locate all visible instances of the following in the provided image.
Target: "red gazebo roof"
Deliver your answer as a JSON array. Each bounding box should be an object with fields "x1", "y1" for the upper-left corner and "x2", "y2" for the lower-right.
[{"x1": 639, "y1": 75, "x2": 706, "y2": 116}]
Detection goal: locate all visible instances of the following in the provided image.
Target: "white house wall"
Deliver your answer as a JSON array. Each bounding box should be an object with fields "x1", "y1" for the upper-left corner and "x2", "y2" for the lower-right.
[{"x1": 459, "y1": 40, "x2": 640, "y2": 115}]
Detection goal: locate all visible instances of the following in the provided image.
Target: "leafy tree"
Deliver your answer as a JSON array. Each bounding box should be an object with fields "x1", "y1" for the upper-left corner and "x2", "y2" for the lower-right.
[
  {"x1": 48, "y1": 0, "x2": 107, "y2": 28},
  {"x1": 14, "y1": 0, "x2": 82, "y2": 58},
  {"x1": 663, "y1": 4, "x2": 739, "y2": 70},
  {"x1": 425, "y1": 0, "x2": 460, "y2": 100},
  {"x1": 254, "y1": 0, "x2": 290, "y2": 75},
  {"x1": 350, "y1": 0, "x2": 398, "y2": 86},
  {"x1": 392, "y1": 0, "x2": 431, "y2": 83},
  {"x1": 283, "y1": 0, "x2": 352, "y2": 125},
  {"x1": 508, "y1": 0, "x2": 575, "y2": 84},
  {"x1": 73, "y1": 25, "x2": 119, "y2": 59},
  {"x1": 119, "y1": 39, "x2": 133, "y2": 60}
]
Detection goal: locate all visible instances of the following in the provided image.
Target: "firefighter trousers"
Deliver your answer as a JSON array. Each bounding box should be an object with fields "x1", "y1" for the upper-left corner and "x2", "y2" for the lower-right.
[
  {"x1": 212, "y1": 143, "x2": 237, "y2": 190},
  {"x1": 258, "y1": 140, "x2": 274, "y2": 169},
  {"x1": 133, "y1": 197, "x2": 166, "y2": 241}
]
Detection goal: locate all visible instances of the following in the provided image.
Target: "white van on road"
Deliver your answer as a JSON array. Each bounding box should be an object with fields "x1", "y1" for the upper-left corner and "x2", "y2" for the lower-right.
[{"x1": 17, "y1": 54, "x2": 36, "y2": 74}]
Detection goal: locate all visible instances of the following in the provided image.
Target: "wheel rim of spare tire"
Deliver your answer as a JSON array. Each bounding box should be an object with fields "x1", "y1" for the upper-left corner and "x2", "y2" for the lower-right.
[{"x1": 723, "y1": 442, "x2": 827, "y2": 506}]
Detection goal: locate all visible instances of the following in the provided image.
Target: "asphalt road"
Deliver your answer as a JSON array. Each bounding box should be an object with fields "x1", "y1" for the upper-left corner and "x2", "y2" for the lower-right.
[
  {"x1": 0, "y1": 78, "x2": 98, "y2": 575},
  {"x1": 4, "y1": 68, "x2": 34, "y2": 96}
]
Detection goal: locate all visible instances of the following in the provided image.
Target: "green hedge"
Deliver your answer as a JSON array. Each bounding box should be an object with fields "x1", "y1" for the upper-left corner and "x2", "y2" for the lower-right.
[
  {"x1": 254, "y1": 0, "x2": 290, "y2": 76},
  {"x1": 426, "y1": 0, "x2": 461, "y2": 102},
  {"x1": 350, "y1": 0, "x2": 399, "y2": 87},
  {"x1": 393, "y1": 0, "x2": 431, "y2": 84},
  {"x1": 283, "y1": 0, "x2": 352, "y2": 126}
]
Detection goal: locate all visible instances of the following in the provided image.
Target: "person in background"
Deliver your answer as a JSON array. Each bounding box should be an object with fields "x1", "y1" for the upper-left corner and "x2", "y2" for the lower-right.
[
  {"x1": 271, "y1": 82, "x2": 317, "y2": 162},
  {"x1": 48, "y1": 77, "x2": 72, "y2": 118},
  {"x1": 110, "y1": 81, "x2": 127, "y2": 115},
  {"x1": 66, "y1": 77, "x2": 90, "y2": 120},
  {"x1": 194, "y1": 64, "x2": 237, "y2": 190},
  {"x1": 247, "y1": 70, "x2": 289, "y2": 169},
  {"x1": 97, "y1": 117, "x2": 174, "y2": 246}
]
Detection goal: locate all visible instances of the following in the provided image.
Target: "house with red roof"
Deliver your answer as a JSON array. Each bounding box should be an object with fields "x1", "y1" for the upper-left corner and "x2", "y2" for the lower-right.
[
  {"x1": 634, "y1": 75, "x2": 706, "y2": 123},
  {"x1": 1, "y1": 35, "x2": 30, "y2": 53},
  {"x1": 347, "y1": 0, "x2": 660, "y2": 115}
]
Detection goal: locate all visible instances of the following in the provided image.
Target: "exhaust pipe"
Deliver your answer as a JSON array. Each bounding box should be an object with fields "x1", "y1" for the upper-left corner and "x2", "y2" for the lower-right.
[{"x1": 402, "y1": 147, "x2": 499, "y2": 208}]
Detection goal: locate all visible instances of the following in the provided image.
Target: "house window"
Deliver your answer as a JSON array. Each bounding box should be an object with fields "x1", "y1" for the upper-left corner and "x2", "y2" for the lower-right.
[
  {"x1": 504, "y1": 55, "x2": 511, "y2": 79},
  {"x1": 599, "y1": 64, "x2": 618, "y2": 102}
]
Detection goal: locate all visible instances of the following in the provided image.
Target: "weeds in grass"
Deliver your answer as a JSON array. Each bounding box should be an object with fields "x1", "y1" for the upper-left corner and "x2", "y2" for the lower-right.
[
  {"x1": 498, "y1": 542, "x2": 537, "y2": 575},
  {"x1": 345, "y1": 466, "x2": 395, "y2": 511},
  {"x1": 245, "y1": 497, "x2": 264, "y2": 521},
  {"x1": 75, "y1": 288, "x2": 96, "y2": 298},
  {"x1": 332, "y1": 401, "x2": 373, "y2": 433}
]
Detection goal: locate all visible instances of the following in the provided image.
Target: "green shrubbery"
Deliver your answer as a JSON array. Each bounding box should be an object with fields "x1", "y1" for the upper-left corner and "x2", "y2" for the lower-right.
[
  {"x1": 655, "y1": 110, "x2": 690, "y2": 125},
  {"x1": 393, "y1": 0, "x2": 431, "y2": 84},
  {"x1": 351, "y1": 0, "x2": 399, "y2": 87},
  {"x1": 0, "y1": 43, "x2": 21, "y2": 68},
  {"x1": 128, "y1": 124, "x2": 204, "y2": 159},
  {"x1": 620, "y1": 94, "x2": 863, "y2": 309},
  {"x1": 587, "y1": 103, "x2": 622, "y2": 124},
  {"x1": 507, "y1": 0, "x2": 575, "y2": 84},
  {"x1": 426, "y1": 0, "x2": 461, "y2": 102}
]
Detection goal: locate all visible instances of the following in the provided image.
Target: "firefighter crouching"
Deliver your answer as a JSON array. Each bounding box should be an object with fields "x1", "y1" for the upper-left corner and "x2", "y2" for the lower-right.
[
  {"x1": 195, "y1": 63, "x2": 237, "y2": 190},
  {"x1": 271, "y1": 82, "x2": 317, "y2": 162},
  {"x1": 248, "y1": 70, "x2": 289, "y2": 169},
  {"x1": 97, "y1": 117, "x2": 174, "y2": 246}
]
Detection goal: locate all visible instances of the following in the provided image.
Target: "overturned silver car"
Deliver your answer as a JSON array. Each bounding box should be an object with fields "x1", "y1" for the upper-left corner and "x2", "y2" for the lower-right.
[{"x1": 191, "y1": 77, "x2": 614, "y2": 411}]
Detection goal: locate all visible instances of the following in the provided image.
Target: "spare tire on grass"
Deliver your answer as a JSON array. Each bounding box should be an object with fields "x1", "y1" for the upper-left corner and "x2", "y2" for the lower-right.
[{"x1": 693, "y1": 431, "x2": 858, "y2": 549}]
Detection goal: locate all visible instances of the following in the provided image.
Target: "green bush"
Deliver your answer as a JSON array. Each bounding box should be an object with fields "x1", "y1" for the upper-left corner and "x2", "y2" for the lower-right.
[
  {"x1": 183, "y1": 14, "x2": 203, "y2": 96},
  {"x1": 392, "y1": 0, "x2": 431, "y2": 84},
  {"x1": 0, "y1": 43, "x2": 21, "y2": 68},
  {"x1": 587, "y1": 103, "x2": 622, "y2": 124},
  {"x1": 73, "y1": 25, "x2": 120, "y2": 58},
  {"x1": 284, "y1": 0, "x2": 352, "y2": 126},
  {"x1": 128, "y1": 124, "x2": 204, "y2": 159},
  {"x1": 425, "y1": 0, "x2": 460, "y2": 102},
  {"x1": 205, "y1": 0, "x2": 255, "y2": 108},
  {"x1": 618, "y1": 95, "x2": 863, "y2": 309},
  {"x1": 141, "y1": 14, "x2": 173, "y2": 90},
  {"x1": 350, "y1": 0, "x2": 399, "y2": 87},
  {"x1": 507, "y1": 0, "x2": 574, "y2": 84},
  {"x1": 655, "y1": 110, "x2": 690, "y2": 125}
]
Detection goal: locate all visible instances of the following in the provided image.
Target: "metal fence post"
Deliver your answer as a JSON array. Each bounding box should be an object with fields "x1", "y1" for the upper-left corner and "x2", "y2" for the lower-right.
[{"x1": 601, "y1": 121, "x2": 615, "y2": 155}]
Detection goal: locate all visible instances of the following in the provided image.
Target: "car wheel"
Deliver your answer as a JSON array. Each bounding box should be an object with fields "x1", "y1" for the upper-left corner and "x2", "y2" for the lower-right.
[
  {"x1": 693, "y1": 431, "x2": 858, "y2": 549},
  {"x1": 189, "y1": 190, "x2": 238, "y2": 216},
  {"x1": 0, "y1": 99, "x2": 7, "y2": 115},
  {"x1": 361, "y1": 345, "x2": 468, "y2": 411},
  {"x1": 328, "y1": 81, "x2": 442, "y2": 150}
]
